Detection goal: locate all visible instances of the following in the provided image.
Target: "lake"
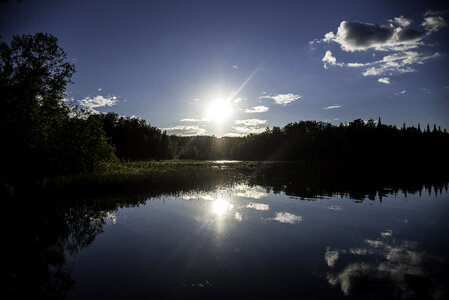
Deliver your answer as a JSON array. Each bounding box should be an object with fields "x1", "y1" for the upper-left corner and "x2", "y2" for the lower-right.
[{"x1": 3, "y1": 165, "x2": 449, "y2": 299}]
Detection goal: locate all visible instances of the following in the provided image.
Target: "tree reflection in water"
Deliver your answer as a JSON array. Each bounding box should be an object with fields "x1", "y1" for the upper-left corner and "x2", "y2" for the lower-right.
[{"x1": 2, "y1": 168, "x2": 448, "y2": 299}]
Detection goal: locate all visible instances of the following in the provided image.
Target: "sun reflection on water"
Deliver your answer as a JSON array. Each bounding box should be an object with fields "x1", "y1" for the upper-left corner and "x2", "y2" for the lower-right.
[{"x1": 212, "y1": 198, "x2": 234, "y2": 216}]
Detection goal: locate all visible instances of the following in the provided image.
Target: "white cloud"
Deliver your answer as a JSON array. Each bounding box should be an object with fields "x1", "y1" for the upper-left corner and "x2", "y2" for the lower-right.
[
  {"x1": 378, "y1": 77, "x2": 390, "y2": 84},
  {"x1": 162, "y1": 125, "x2": 207, "y2": 136},
  {"x1": 192, "y1": 98, "x2": 200, "y2": 101},
  {"x1": 97, "y1": 88, "x2": 102, "y2": 92},
  {"x1": 347, "y1": 62, "x2": 366, "y2": 67},
  {"x1": 180, "y1": 118, "x2": 201, "y2": 122},
  {"x1": 244, "y1": 106, "x2": 269, "y2": 113},
  {"x1": 395, "y1": 90, "x2": 406, "y2": 95},
  {"x1": 259, "y1": 93, "x2": 301, "y2": 105},
  {"x1": 323, "y1": 105, "x2": 342, "y2": 110},
  {"x1": 391, "y1": 16, "x2": 412, "y2": 27},
  {"x1": 234, "y1": 119, "x2": 267, "y2": 126},
  {"x1": 422, "y1": 16, "x2": 447, "y2": 33},
  {"x1": 322, "y1": 50, "x2": 344, "y2": 68},
  {"x1": 361, "y1": 51, "x2": 440, "y2": 76},
  {"x1": 78, "y1": 95, "x2": 118, "y2": 113},
  {"x1": 232, "y1": 65, "x2": 240, "y2": 70},
  {"x1": 232, "y1": 126, "x2": 266, "y2": 135},
  {"x1": 324, "y1": 31, "x2": 336, "y2": 42},
  {"x1": 233, "y1": 97, "x2": 247, "y2": 104}
]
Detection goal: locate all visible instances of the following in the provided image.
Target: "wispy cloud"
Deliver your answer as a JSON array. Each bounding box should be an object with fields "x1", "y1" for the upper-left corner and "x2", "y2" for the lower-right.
[
  {"x1": 259, "y1": 93, "x2": 301, "y2": 105},
  {"x1": 232, "y1": 65, "x2": 240, "y2": 70},
  {"x1": 162, "y1": 125, "x2": 207, "y2": 136},
  {"x1": 361, "y1": 51, "x2": 440, "y2": 76},
  {"x1": 422, "y1": 16, "x2": 447, "y2": 33},
  {"x1": 180, "y1": 117, "x2": 210, "y2": 122},
  {"x1": 234, "y1": 119, "x2": 267, "y2": 126},
  {"x1": 395, "y1": 89, "x2": 406, "y2": 95},
  {"x1": 233, "y1": 97, "x2": 247, "y2": 104},
  {"x1": 323, "y1": 105, "x2": 342, "y2": 110},
  {"x1": 390, "y1": 16, "x2": 412, "y2": 27},
  {"x1": 378, "y1": 77, "x2": 390, "y2": 84},
  {"x1": 225, "y1": 119, "x2": 267, "y2": 137},
  {"x1": 97, "y1": 88, "x2": 102, "y2": 92},
  {"x1": 231, "y1": 126, "x2": 266, "y2": 136},
  {"x1": 244, "y1": 106, "x2": 269, "y2": 113}
]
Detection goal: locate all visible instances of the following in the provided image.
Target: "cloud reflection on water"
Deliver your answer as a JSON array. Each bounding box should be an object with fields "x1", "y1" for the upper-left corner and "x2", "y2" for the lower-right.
[{"x1": 325, "y1": 230, "x2": 446, "y2": 298}]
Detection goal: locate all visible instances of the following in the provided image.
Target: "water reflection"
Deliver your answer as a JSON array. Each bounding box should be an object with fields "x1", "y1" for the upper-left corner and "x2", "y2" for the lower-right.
[
  {"x1": 211, "y1": 198, "x2": 233, "y2": 216},
  {"x1": 272, "y1": 212, "x2": 303, "y2": 224},
  {"x1": 325, "y1": 231, "x2": 447, "y2": 298},
  {"x1": 246, "y1": 203, "x2": 269, "y2": 211},
  {"x1": 4, "y1": 170, "x2": 449, "y2": 299}
]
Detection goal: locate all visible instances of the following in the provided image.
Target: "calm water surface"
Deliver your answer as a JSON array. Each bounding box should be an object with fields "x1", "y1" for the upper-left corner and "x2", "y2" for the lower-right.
[{"x1": 59, "y1": 184, "x2": 449, "y2": 299}]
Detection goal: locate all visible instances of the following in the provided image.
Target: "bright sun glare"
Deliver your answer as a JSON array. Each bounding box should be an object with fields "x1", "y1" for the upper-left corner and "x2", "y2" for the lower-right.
[
  {"x1": 212, "y1": 198, "x2": 233, "y2": 216},
  {"x1": 207, "y1": 100, "x2": 232, "y2": 123}
]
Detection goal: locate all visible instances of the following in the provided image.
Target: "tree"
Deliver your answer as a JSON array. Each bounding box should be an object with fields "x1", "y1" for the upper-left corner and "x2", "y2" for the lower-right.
[{"x1": 0, "y1": 33, "x2": 114, "y2": 183}]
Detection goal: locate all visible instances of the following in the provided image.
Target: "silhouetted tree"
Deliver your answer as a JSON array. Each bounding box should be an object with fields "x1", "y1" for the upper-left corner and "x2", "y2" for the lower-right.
[{"x1": 0, "y1": 33, "x2": 115, "y2": 185}]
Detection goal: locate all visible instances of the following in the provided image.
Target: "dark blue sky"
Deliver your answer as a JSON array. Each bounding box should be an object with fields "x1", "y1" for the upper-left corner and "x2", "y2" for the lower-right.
[{"x1": 1, "y1": 0, "x2": 448, "y2": 136}]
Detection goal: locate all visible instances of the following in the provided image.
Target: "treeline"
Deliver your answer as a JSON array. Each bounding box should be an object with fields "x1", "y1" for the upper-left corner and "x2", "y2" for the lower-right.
[
  {"x1": 168, "y1": 119, "x2": 449, "y2": 167},
  {"x1": 92, "y1": 113, "x2": 173, "y2": 160},
  {"x1": 93, "y1": 111, "x2": 449, "y2": 173}
]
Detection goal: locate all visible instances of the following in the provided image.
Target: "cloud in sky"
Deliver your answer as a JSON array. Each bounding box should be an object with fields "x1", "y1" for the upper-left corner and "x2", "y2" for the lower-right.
[
  {"x1": 244, "y1": 105, "x2": 269, "y2": 113},
  {"x1": 391, "y1": 16, "x2": 412, "y2": 27},
  {"x1": 97, "y1": 88, "x2": 102, "y2": 91},
  {"x1": 322, "y1": 50, "x2": 344, "y2": 69},
  {"x1": 259, "y1": 93, "x2": 301, "y2": 105},
  {"x1": 224, "y1": 119, "x2": 268, "y2": 137},
  {"x1": 234, "y1": 119, "x2": 267, "y2": 126},
  {"x1": 231, "y1": 125, "x2": 266, "y2": 136},
  {"x1": 313, "y1": 13, "x2": 446, "y2": 82},
  {"x1": 163, "y1": 125, "x2": 207, "y2": 136},
  {"x1": 180, "y1": 117, "x2": 210, "y2": 122},
  {"x1": 378, "y1": 77, "x2": 390, "y2": 84},
  {"x1": 234, "y1": 97, "x2": 246, "y2": 104},
  {"x1": 422, "y1": 16, "x2": 447, "y2": 33},
  {"x1": 323, "y1": 105, "x2": 342, "y2": 110},
  {"x1": 78, "y1": 95, "x2": 118, "y2": 113},
  {"x1": 360, "y1": 51, "x2": 440, "y2": 76},
  {"x1": 322, "y1": 21, "x2": 424, "y2": 52},
  {"x1": 395, "y1": 89, "x2": 406, "y2": 95}
]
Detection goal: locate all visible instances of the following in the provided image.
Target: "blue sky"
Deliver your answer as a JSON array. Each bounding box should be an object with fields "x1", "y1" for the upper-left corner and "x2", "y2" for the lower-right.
[{"x1": 1, "y1": 0, "x2": 448, "y2": 136}]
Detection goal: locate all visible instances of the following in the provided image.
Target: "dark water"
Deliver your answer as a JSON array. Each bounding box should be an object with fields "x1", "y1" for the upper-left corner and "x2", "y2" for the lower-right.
[{"x1": 3, "y1": 171, "x2": 449, "y2": 299}]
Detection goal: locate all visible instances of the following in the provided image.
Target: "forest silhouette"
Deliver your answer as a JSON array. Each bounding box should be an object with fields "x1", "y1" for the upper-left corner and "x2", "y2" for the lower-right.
[{"x1": 1, "y1": 33, "x2": 449, "y2": 192}]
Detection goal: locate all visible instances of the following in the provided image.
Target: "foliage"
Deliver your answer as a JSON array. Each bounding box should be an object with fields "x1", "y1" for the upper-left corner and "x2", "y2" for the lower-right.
[
  {"x1": 0, "y1": 33, "x2": 115, "y2": 185},
  {"x1": 168, "y1": 119, "x2": 449, "y2": 172},
  {"x1": 93, "y1": 112, "x2": 174, "y2": 161}
]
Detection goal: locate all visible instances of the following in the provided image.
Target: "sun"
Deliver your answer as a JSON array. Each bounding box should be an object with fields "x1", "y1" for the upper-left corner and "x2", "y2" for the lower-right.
[{"x1": 207, "y1": 99, "x2": 232, "y2": 123}]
